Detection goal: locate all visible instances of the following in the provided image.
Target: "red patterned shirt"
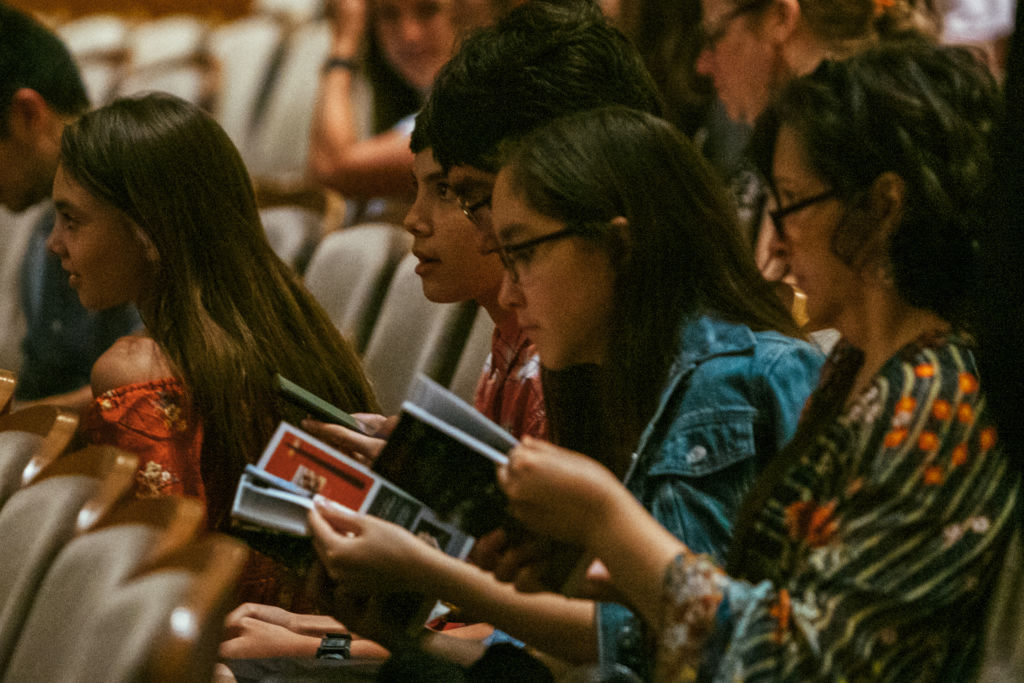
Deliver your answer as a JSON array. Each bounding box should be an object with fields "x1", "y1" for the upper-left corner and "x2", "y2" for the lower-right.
[{"x1": 473, "y1": 316, "x2": 547, "y2": 440}]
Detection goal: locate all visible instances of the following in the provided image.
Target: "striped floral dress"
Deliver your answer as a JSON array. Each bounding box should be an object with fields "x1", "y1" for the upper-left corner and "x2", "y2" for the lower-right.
[{"x1": 655, "y1": 331, "x2": 1020, "y2": 681}]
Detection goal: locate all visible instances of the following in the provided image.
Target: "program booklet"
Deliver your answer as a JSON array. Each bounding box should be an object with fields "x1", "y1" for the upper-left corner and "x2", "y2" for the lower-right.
[{"x1": 230, "y1": 374, "x2": 518, "y2": 560}]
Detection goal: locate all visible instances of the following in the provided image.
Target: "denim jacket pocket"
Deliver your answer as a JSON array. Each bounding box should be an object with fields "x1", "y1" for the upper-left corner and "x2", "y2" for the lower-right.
[{"x1": 646, "y1": 407, "x2": 758, "y2": 478}]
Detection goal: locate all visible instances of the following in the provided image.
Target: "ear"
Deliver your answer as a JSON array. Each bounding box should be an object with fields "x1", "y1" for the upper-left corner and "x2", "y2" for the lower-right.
[
  {"x1": 126, "y1": 217, "x2": 161, "y2": 265},
  {"x1": 760, "y1": 0, "x2": 802, "y2": 45},
  {"x1": 7, "y1": 88, "x2": 58, "y2": 141},
  {"x1": 849, "y1": 172, "x2": 905, "y2": 281},
  {"x1": 867, "y1": 171, "x2": 906, "y2": 239}
]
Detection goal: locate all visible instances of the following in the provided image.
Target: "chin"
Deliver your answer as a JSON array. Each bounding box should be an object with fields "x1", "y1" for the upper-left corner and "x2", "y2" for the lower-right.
[
  {"x1": 537, "y1": 351, "x2": 570, "y2": 372},
  {"x1": 420, "y1": 283, "x2": 463, "y2": 305}
]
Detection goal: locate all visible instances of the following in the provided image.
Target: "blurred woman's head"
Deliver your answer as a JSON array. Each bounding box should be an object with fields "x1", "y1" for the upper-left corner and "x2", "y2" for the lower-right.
[
  {"x1": 696, "y1": 0, "x2": 940, "y2": 124},
  {"x1": 372, "y1": 0, "x2": 458, "y2": 92},
  {"x1": 365, "y1": 0, "x2": 459, "y2": 132},
  {"x1": 751, "y1": 40, "x2": 999, "y2": 329}
]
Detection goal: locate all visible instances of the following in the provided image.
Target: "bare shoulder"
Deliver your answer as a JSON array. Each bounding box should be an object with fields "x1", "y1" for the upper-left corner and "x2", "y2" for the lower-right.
[{"x1": 91, "y1": 335, "x2": 175, "y2": 397}]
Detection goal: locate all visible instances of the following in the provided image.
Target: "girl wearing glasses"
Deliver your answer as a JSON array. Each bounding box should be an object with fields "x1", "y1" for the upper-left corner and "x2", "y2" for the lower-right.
[
  {"x1": 498, "y1": 41, "x2": 1014, "y2": 681},
  {"x1": 308, "y1": 104, "x2": 822, "y2": 673}
]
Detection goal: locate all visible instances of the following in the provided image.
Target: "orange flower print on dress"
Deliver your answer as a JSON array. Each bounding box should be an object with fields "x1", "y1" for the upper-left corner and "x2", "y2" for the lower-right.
[
  {"x1": 980, "y1": 426, "x2": 998, "y2": 452},
  {"x1": 959, "y1": 373, "x2": 980, "y2": 394},
  {"x1": 885, "y1": 428, "x2": 908, "y2": 448},
  {"x1": 951, "y1": 443, "x2": 969, "y2": 467},
  {"x1": 893, "y1": 396, "x2": 916, "y2": 428},
  {"x1": 931, "y1": 400, "x2": 952, "y2": 421},
  {"x1": 785, "y1": 499, "x2": 839, "y2": 547},
  {"x1": 895, "y1": 396, "x2": 917, "y2": 415},
  {"x1": 957, "y1": 403, "x2": 974, "y2": 423},
  {"x1": 154, "y1": 391, "x2": 189, "y2": 433},
  {"x1": 915, "y1": 363, "x2": 936, "y2": 379},
  {"x1": 135, "y1": 460, "x2": 179, "y2": 497},
  {"x1": 918, "y1": 431, "x2": 939, "y2": 451},
  {"x1": 923, "y1": 466, "x2": 944, "y2": 485},
  {"x1": 769, "y1": 589, "x2": 791, "y2": 643}
]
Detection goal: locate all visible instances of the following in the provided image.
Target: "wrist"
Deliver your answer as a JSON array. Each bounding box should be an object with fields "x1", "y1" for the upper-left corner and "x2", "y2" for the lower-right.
[
  {"x1": 315, "y1": 632, "x2": 352, "y2": 660},
  {"x1": 329, "y1": 35, "x2": 361, "y2": 59},
  {"x1": 322, "y1": 56, "x2": 360, "y2": 75},
  {"x1": 585, "y1": 483, "x2": 635, "y2": 556}
]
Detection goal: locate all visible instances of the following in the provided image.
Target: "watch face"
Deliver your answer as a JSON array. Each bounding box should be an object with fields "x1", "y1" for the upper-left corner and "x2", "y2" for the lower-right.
[
  {"x1": 317, "y1": 633, "x2": 352, "y2": 660},
  {"x1": 321, "y1": 637, "x2": 350, "y2": 648}
]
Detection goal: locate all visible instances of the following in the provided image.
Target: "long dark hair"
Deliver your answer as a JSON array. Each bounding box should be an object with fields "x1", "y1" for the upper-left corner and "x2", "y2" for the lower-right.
[
  {"x1": 60, "y1": 93, "x2": 378, "y2": 526},
  {"x1": 501, "y1": 106, "x2": 803, "y2": 475},
  {"x1": 364, "y1": 5, "x2": 423, "y2": 133}
]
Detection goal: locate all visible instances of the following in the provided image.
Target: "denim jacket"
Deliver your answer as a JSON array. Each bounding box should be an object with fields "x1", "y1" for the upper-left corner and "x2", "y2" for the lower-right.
[{"x1": 596, "y1": 314, "x2": 824, "y2": 677}]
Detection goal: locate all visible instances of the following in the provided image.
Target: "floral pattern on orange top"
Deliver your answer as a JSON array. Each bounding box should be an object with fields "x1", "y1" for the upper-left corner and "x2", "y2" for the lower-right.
[{"x1": 82, "y1": 378, "x2": 205, "y2": 501}]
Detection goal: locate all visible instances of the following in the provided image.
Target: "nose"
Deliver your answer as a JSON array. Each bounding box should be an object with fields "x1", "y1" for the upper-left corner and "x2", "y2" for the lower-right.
[
  {"x1": 756, "y1": 219, "x2": 791, "y2": 282},
  {"x1": 497, "y1": 270, "x2": 523, "y2": 311},
  {"x1": 402, "y1": 197, "x2": 432, "y2": 237},
  {"x1": 398, "y1": 16, "x2": 425, "y2": 44},
  {"x1": 46, "y1": 222, "x2": 65, "y2": 256}
]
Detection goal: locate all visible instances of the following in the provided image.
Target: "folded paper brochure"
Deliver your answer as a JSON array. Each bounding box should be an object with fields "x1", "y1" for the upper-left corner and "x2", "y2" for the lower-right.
[{"x1": 231, "y1": 374, "x2": 518, "y2": 561}]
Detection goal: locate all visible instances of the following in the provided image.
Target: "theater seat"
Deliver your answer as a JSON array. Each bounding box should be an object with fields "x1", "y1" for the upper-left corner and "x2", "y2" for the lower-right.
[
  {"x1": 1, "y1": 496, "x2": 208, "y2": 682},
  {"x1": 0, "y1": 445, "x2": 137, "y2": 672},
  {"x1": 304, "y1": 223, "x2": 411, "y2": 352},
  {"x1": 361, "y1": 254, "x2": 478, "y2": 414},
  {"x1": 0, "y1": 404, "x2": 79, "y2": 508}
]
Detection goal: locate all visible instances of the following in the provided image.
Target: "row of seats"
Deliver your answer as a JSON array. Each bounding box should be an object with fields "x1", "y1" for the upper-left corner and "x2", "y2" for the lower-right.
[
  {"x1": 0, "y1": 382, "x2": 247, "y2": 682},
  {"x1": 53, "y1": 7, "x2": 361, "y2": 186},
  {"x1": 43, "y1": 10, "x2": 493, "y2": 415},
  {"x1": 304, "y1": 223, "x2": 494, "y2": 415}
]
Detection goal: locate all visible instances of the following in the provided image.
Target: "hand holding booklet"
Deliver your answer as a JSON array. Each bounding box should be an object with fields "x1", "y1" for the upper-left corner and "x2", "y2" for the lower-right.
[{"x1": 231, "y1": 374, "x2": 518, "y2": 564}]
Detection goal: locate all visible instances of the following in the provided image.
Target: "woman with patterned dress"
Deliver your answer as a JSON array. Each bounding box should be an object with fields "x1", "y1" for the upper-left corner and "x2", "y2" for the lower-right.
[
  {"x1": 496, "y1": 41, "x2": 1017, "y2": 681},
  {"x1": 49, "y1": 93, "x2": 378, "y2": 607}
]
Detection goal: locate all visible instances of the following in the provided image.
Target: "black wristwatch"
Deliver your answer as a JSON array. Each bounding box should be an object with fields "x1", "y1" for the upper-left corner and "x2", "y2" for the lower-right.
[{"x1": 315, "y1": 632, "x2": 352, "y2": 660}]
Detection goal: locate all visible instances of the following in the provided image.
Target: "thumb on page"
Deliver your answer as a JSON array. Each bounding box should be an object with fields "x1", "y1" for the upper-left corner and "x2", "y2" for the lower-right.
[{"x1": 311, "y1": 495, "x2": 364, "y2": 536}]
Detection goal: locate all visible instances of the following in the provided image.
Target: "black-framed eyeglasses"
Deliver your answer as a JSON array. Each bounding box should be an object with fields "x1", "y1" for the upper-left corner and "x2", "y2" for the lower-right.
[
  {"x1": 487, "y1": 226, "x2": 582, "y2": 283},
  {"x1": 458, "y1": 194, "x2": 492, "y2": 225},
  {"x1": 700, "y1": 1, "x2": 766, "y2": 50},
  {"x1": 768, "y1": 189, "x2": 837, "y2": 240}
]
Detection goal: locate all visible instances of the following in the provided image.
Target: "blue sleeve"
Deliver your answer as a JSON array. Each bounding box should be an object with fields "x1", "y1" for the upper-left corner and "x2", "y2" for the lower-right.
[
  {"x1": 754, "y1": 338, "x2": 824, "y2": 453},
  {"x1": 597, "y1": 338, "x2": 823, "y2": 675}
]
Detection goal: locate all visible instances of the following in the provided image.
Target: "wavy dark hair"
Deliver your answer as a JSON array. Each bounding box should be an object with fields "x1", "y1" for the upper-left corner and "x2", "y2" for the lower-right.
[
  {"x1": 749, "y1": 39, "x2": 1000, "y2": 325},
  {"x1": 422, "y1": 0, "x2": 662, "y2": 173},
  {"x1": 59, "y1": 93, "x2": 378, "y2": 526},
  {"x1": 500, "y1": 106, "x2": 804, "y2": 475}
]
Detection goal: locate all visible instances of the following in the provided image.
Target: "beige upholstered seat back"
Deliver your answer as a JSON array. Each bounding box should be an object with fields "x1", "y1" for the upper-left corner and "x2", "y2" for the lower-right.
[
  {"x1": 304, "y1": 223, "x2": 411, "y2": 352},
  {"x1": 447, "y1": 306, "x2": 496, "y2": 405},
  {"x1": 2, "y1": 497, "x2": 205, "y2": 683},
  {"x1": 0, "y1": 446, "x2": 136, "y2": 673},
  {"x1": 0, "y1": 404, "x2": 79, "y2": 506},
  {"x1": 69, "y1": 536, "x2": 248, "y2": 683},
  {"x1": 0, "y1": 431, "x2": 43, "y2": 508},
  {"x1": 361, "y1": 254, "x2": 479, "y2": 414}
]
